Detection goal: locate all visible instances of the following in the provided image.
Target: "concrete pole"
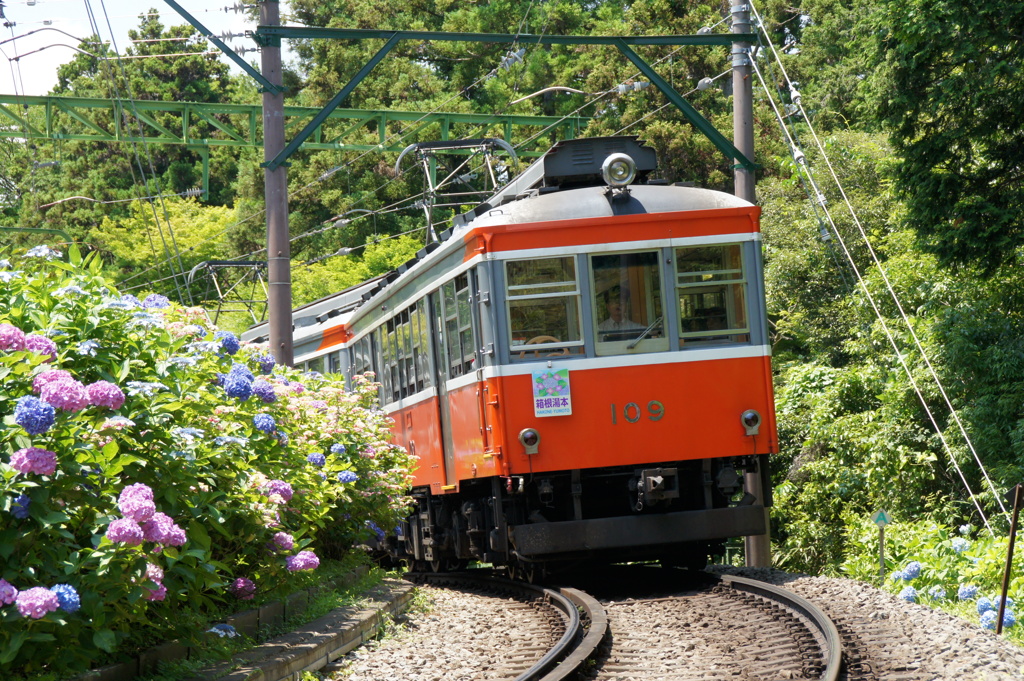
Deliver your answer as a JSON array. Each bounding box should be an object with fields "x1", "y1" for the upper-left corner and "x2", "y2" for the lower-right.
[
  {"x1": 733, "y1": 3, "x2": 771, "y2": 568},
  {"x1": 261, "y1": 0, "x2": 293, "y2": 366}
]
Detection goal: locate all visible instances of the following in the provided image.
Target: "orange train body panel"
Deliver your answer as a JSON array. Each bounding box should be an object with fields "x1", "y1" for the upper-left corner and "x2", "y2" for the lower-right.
[{"x1": 388, "y1": 396, "x2": 446, "y2": 492}]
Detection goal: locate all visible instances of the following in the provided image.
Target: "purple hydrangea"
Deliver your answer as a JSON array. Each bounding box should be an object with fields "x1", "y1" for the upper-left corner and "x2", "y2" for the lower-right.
[
  {"x1": 285, "y1": 550, "x2": 320, "y2": 572},
  {"x1": 32, "y1": 369, "x2": 72, "y2": 393},
  {"x1": 15, "y1": 586, "x2": 59, "y2": 619},
  {"x1": 142, "y1": 294, "x2": 171, "y2": 309},
  {"x1": 337, "y1": 471, "x2": 358, "y2": 483},
  {"x1": 10, "y1": 447, "x2": 58, "y2": 476},
  {"x1": 118, "y1": 483, "x2": 156, "y2": 522},
  {"x1": 11, "y1": 494, "x2": 30, "y2": 519},
  {"x1": 307, "y1": 452, "x2": 326, "y2": 467},
  {"x1": 224, "y1": 374, "x2": 252, "y2": 400},
  {"x1": 262, "y1": 479, "x2": 293, "y2": 502},
  {"x1": 106, "y1": 518, "x2": 145, "y2": 546},
  {"x1": 256, "y1": 354, "x2": 276, "y2": 374},
  {"x1": 50, "y1": 584, "x2": 80, "y2": 613},
  {"x1": 0, "y1": 578, "x2": 17, "y2": 605},
  {"x1": 252, "y1": 379, "x2": 276, "y2": 403},
  {"x1": 253, "y1": 413, "x2": 276, "y2": 433},
  {"x1": 87, "y1": 381, "x2": 126, "y2": 410},
  {"x1": 272, "y1": 532, "x2": 294, "y2": 551},
  {"x1": 0, "y1": 323, "x2": 26, "y2": 351},
  {"x1": 120, "y1": 294, "x2": 142, "y2": 308},
  {"x1": 14, "y1": 395, "x2": 55, "y2": 435},
  {"x1": 232, "y1": 577, "x2": 256, "y2": 600},
  {"x1": 215, "y1": 331, "x2": 240, "y2": 355},
  {"x1": 39, "y1": 378, "x2": 90, "y2": 412},
  {"x1": 141, "y1": 512, "x2": 186, "y2": 546},
  {"x1": 24, "y1": 333, "x2": 57, "y2": 362}
]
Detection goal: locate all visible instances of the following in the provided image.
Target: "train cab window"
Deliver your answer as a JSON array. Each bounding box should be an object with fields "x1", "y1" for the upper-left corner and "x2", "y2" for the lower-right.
[
  {"x1": 505, "y1": 256, "x2": 584, "y2": 360},
  {"x1": 443, "y1": 274, "x2": 477, "y2": 377},
  {"x1": 307, "y1": 356, "x2": 324, "y2": 374},
  {"x1": 675, "y1": 244, "x2": 750, "y2": 346},
  {"x1": 590, "y1": 251, "x2": 667, "y2": 356},
  {"x1": 352, "y1": 335, "x2": 374, "y2": 378}
]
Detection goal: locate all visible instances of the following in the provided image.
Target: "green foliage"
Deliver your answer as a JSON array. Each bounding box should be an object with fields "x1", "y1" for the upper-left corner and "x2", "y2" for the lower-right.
[{"x1": 0, "y1": 246, "x2": 414, "y2": 677}]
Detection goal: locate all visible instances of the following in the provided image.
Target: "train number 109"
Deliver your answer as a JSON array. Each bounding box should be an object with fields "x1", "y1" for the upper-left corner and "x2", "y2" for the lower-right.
[{"x1": 610, "y1": 400, "x2": 665, "y2": 424}]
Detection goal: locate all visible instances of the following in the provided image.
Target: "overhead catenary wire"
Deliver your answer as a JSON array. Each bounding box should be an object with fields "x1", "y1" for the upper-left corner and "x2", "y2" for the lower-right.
[{"x1": 748, "y1": 0, "x2": 1006, "y2": 530}]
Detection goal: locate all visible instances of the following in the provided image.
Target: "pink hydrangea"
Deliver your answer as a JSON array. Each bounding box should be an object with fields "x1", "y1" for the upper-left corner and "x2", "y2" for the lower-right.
[
  {"x1": 145, "y1": 583, "x2": 167, "y2": 601},
  {"x1": 272, "y1": 532, "x2": 294, "y2": 551},
  {"x1": 10, "y1": 447, "x2": 58, "y2": 476},
  {"x1": 23, "y1": 334, "x2": 57, "y2": 362},
  {"x1": 285, "y1": 550, "x2": 320, "y2": 572},
  {"x1": 0, "y1": 578, "x2": 18, "y2": 605},
  {"x1": 39, "y1": 378, "x2": 90, "y2": 412},
  {"x1": 15, "y1": 586, "x2": 59, "y2": 619},
  {"x1": 232, "y1": 577, "x2": 256, "y2": 600},
  {"x1": 0, "y1": 323, "x2": 26, "y2": 351},
  {"x1": 32, "y1": 369, "x2": 71, "y2": 393},
  {"x1": 145, "y1": 563, "x2": 164, "y2": 583},
  {"x1": 118, "y1": 483, "x2": 156, "y2": 522},
  {"x1": 262, "y1": 479, "x2": 293, "y2": 502},
  {"x1": 87, "y1": 381, "x2": 126, "y2": 410},
  {"x1": 106, "y1": 518, "x2": 144, "y2": 546},
  {"x1": 140, "y1": 512, "x2": 186, "y2": 546}
]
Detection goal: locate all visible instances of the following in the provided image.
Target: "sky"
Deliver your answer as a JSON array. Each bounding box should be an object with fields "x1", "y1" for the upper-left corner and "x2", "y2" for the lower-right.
[{"x1": 0, "y1": 1, "x2": 294, "y2": 97}]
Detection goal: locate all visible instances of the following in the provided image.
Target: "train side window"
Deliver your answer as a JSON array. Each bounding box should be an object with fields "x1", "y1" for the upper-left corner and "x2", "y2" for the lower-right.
[
  {"x1": 590, "y1": 251, "x2": 667, "y2": 355},
  {"x1": 443, "y1": 273, "x2": 477, "y2": 377},
  {"x1": 412, "y1": 302, "x2": 431, "y2": 391},
  {"x1": 675, "y1": 244, "x2": 749, "y2": 346},
  {"x1": 307, "y1": 356, "x2": 324, "y2": 374},
  {"x1": 505, "y1": 256, "x2": 584, "y2": 359}
]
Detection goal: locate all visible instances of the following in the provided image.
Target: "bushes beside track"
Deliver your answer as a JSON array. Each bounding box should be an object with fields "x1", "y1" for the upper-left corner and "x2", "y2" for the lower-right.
[{"x1": 0, "y1": 245, "x2": 415, "y2": 678}]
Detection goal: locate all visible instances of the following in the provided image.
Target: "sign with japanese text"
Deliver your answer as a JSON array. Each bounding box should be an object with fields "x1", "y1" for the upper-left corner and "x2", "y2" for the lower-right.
[{"x1": 532, "y1": 368, "x2": 572, "y2": 417}]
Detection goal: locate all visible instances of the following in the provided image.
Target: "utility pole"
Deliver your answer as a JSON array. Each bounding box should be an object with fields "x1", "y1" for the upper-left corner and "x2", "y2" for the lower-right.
[
  {"x1": 733, "y1": 2, "x2": 771, "y2": 568},
  {"x1": 261, "y1": 0, "x2": 293, "y2": 366}
]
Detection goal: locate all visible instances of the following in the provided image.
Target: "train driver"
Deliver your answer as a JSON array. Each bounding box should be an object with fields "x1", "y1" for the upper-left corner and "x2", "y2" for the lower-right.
[{"x1": 598, "y1": 291, "x2": 645, "y2": 341}]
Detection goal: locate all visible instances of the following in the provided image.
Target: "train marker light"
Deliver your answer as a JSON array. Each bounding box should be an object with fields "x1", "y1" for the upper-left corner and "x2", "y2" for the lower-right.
[
  {"x1": 602, "y1": 153, "x2": 637, "y2": 187},
  {"x1": 741, "y1": 409, "x2": 761, "y2": 436},
  {"x1": 518, "y1": 428, "x2": 541, "y2": 455}
]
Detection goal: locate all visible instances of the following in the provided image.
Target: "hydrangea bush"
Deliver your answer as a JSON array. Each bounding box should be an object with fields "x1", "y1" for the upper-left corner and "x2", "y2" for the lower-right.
[
  {"x1": 0, "y1": 246, "x2": 415, "y2": 677},
  {"x1": 841, "y1": 517, "x2": 1024, "y2": 642}
]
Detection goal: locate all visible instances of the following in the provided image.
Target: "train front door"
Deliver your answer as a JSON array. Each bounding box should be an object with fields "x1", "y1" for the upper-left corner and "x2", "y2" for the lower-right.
[{"x1": 428, "y1": 291, "x2": 457, "y2": 486}]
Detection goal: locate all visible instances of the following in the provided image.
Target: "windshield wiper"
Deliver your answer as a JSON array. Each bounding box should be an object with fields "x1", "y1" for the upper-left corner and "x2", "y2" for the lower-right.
[{"x1": 627, "y1": 316, "x2": 663, "y2": 349}]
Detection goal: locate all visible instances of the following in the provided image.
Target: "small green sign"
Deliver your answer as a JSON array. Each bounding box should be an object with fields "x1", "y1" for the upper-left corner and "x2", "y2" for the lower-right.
[{"x1": 872, "y1": 510, "x2": 891, "y2": 528}]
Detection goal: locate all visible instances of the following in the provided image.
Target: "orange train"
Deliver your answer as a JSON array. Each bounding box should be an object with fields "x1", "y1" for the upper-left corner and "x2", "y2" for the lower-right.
[{"x1": 246, "y1": 137, "x2": 776, "y2": 576}]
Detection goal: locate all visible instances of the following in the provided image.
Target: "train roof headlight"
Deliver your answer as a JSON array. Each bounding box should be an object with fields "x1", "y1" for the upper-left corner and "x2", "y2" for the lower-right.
[{"x1": 602, "y1": 153, "x2": 637, "y2": 187}]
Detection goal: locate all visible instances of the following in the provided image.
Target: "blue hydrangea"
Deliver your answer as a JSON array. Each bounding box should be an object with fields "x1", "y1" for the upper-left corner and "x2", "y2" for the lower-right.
[
  {"x1": 1003, "y1": 610, "x2": 1017, "y2": 629},
  {"x1": 207, "y1": 623, "x2": 238, "y2": 638},
  {"x1": 223, "y1": 374, "x2": 252, "y2": 400},
  {"x1": 981, "y1": 610, "x2": 998, "y2": 630},
  {"x1": 898, "y1": 586, "x2": 917, "y2": 603},
  {"x1": 14, "y1": 395, "x2": 56, "y2": 435},
  {"x1": 252, "y1": 380, "x2": 276, "y2": 403},
  {"x1": 253, "y1": 414, "x2": 276, "y2": 433},
  {"x1": 331, "y1": 443, "x2": 346, "y2": 455},
  {"x1": 927, "y1": 585, "x2": 946, "y2": 601},
  {"x1": 257, "y1": 354, "x2": 276, "y2": 374},
  {"x1": 214, "y1": 435, "x2": 250, "y2": 447},
  {"x1": 366, "y1": 520, "x2": 385, "y2": 541},
  {"x1": 978, "y1": 597, "x2": 994, "y2": 615},
  {"x1": 50, "y1": 584, "x2": 80, "y2": 613},
  {"x1": 229, "y1": 363, "x2": 254, "y2": 382},
  {"x1": 951, "y1": 537, "x2": 970, "y2": 554},
  {"x1": 307, "y1": 453, "x2": 326, "y2": 467},
  {"x1": 75, "y1": 339, "x2": 100, "y2": 356},
  {"x1": 901, "y1": 561, "x2": 921, "y2": 580},
  {"x1": 337, "y1": 471, "x2": 358, "y2": 483},
  {"x1": 11, "y1": 494, "x2": 30, "y2": 519},
  {"x1": 889, "y1": 570, "x2": 905, "y2": 582},
  {"x1": 995, "y1": 596, "x2": 1015, "y2": 610},
  {"x1": 959, "y1": 524, "x2": 972, "y2": 535},
  {"x1": 25, "y1": 245, "x2": 61, "y2": 259},
  {"x1": 215, "y1": 331, "x2": 240, "y2": 355},
  {"x1": 142, "y1": 294, "x2": 171, "y2": 309},
  {"x1": 275, "y1": 430, "x2": 289, "y2": 445},
  {"x1": 958, "y1": 584, "x2": 979, "y2": 601}
]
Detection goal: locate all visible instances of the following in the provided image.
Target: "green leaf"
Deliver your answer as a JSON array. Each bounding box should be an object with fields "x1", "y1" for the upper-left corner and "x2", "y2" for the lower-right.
[
  {"x1": 93, "y1": 629, "x2": 117, "y2": 653},
  {"x1": 0, "y1": 631, "x2": 28, "y2": 664}
]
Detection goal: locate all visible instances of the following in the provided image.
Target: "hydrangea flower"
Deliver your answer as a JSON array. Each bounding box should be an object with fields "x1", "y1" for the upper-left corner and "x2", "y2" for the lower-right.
[
  {"x1": 224, "y1": 373, "x2": 253, "y2": 400},
  {"x1": 0, "y1": 579, "x2": 18, "y2": 604},
  {"x1": 256, "y1": 354, "x2": 276, "y2": 374},
  {"x1": 172, "y1": 427, "x2": 205, "y2": 441},
  {"x1": 331, "y1": 443, "x2": 346, "y2": 455},
  {"x1": 995, "y1": 596, "x2": 1015, "y2": 610},
  {"x1": 146, "y1": 583, "x2": 167, "y2": 601},
  {"x1": 32, "y1": 369, "x2": 72, "y2": 393},
  {"x1": 54, "y1": 285, "x2": 87, "y2": 297},
  {"x1": 142, "y1": 294, "x2": 171, "y2": 309},
  {"x1": 25, "y1": 245, "x2": 61, "y2": 259},
  {"x1": 978, "y1": 597, "x2": 994, "y2": 615},
  {"x1": 120, "y1": 294, "x2": 143, "y2": 308},
  {"x1": 10, "y1": 447, "x2": 58, "y2": 476},
  {"x1": 124, "y1": 381, "x2": 168, "y2": 397},
  {"x1": 215, "y1": 331, "x2": 240, "y2": 355},
  {"x1": 306, "y1": 452, "x2": 326, "y2": 467},
  {"x1": 979, "y1": 609, "x2": 1013, "y2": 630},
  {"x1": 272, "y1": 532, "x2": 294, "y2": 551},
  {"x1": 959, "y1": 524, "x2": 972, "y2": 535},
  {"x1": 901, "y1": 561, "x2": 921, "y2": 580},
  {"x1": 252, "y1": 379, "x2": 276, "y2": 403},
  {"x1": 50, "y1": 584, "x2": 80, "y2": 613},
  {"x1": 15, "y1": 586, "x2": 60, "y2": 619},
  {"x1": 24, "y1": 333, "x2": 57, "y2": 361},
  {"x1": 951, "y1": 537, "x2": 970, "y2": 554},
  {"x1": 39, "y1": 378, "x2": 90, "y2": 411},
  {"x1": 106, "y1": 518, "x2": 145, "y2": 546},
  {"x1": 118, "y1": 483, "x2": 156, "y2": 522},
  {"x1": 232, "y1": 577, "x2": 256, "y2": 600},
  {"x1": 338, "y1": 471, "x2": 358, "y2": 483},
  {"x1": 285, "y1": 550, "x2": 320, "y2": 572},
  {"x1": 229, "y1": 363, "x2": 255, "y2": 382},
  {"x1": 208, "y1": 624, "x2": 239, "y2": 638},
  {"x1": 262, "y1": 479, "x2": 293, "y2": 502},
  {"x1": 75, "y1": 339, "x2": 100, "y2": 356},
  {"x1": 927, "y1": 585, "x2": 946, "y2": 601},
  {"x1": 11, "y1": 494, "x2": 30, "y2": 519},
  {"x1": 253, "y1": 413, "x2": 276, "y2": 433},
  {"x1": 129, "y1": 312, "x2": 164, "y2": 329},
  {"x1": 0, "y1": 323, "x2": 26, "y2": 351},
  {"x1": 141, "y1": 512, "x2": 187, "y2": 546},
  {"x1": 87, "y1": 381, "x2": 126, "y2": 410},
  {"x1": 214, "y1": 435, "x2": 249, "y2": 447},
  {"x1": 14, "y1": 395, "x2": 55, "y2": 435},
  {"x1": 898, "y1": 586, "x2": 917, "y2": 603}
]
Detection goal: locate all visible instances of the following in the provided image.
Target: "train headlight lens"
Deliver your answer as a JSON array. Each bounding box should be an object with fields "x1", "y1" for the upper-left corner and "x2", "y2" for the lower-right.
[
  {"x1": 741, "y1": 409, "x2": 761, "y2": 436},
  {"x1": 602, "y1": 153, "x2": 637, "y2": 187},
  {"x1": 518, "y1": 428, "x2": 541, "y2": 455}
]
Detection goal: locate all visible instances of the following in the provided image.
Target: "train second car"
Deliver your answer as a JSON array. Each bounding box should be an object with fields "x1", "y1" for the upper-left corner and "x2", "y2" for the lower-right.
[{"x1": 245, "y1": 136, "x2": 776, "y2": 575}]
